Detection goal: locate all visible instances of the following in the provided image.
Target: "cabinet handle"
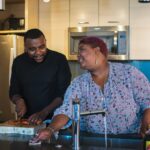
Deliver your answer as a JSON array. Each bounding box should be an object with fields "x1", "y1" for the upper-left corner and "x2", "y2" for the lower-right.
[
  {"x1": 108, "y1": 21, "x2": 120, "y2": 24},
  {"x1": 78, "y1": 21, "x2": 89, "y2": 24}
]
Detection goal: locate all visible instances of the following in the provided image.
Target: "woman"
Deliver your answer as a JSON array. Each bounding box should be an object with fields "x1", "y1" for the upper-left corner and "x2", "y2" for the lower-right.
[{"x1": 34, "y1": 36, "x2": 150, "y2": 141}]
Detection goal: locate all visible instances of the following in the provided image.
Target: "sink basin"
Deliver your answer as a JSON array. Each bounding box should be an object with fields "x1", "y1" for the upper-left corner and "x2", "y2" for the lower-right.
[{"x1": 56, "y1": 131, "x2": 143, "y2": 150}]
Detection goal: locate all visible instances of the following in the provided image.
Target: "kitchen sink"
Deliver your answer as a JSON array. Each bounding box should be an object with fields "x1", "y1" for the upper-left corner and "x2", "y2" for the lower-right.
[{"x1": 57, "y1": 130, "x2": 143, "y2": 150}]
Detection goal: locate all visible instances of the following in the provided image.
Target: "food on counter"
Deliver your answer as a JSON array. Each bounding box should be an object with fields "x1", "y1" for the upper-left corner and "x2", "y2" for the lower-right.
[
  {"x1": 4, "y1": 119, "x2": 41, "y2": 126},
  {"x1": 0, "y1": 119, "x2": 46, "y2": 135},
  {"x1": 5, "y1": 119, "x2": 30, "y2": 126}
]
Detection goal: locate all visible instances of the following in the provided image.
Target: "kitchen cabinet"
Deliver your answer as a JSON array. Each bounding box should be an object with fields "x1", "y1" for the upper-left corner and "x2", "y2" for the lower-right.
[
  {"x1": 69, "y1": 0, "x2": 129, "y2": 27},
  {"x1": 0, "y1": 0, "x2": 39, "y2": 33},
  {"x1": 39, "y1": 0, "x2": 130, "y2": 59},
  {"x1": 25, "y1": 0, "x2": 39, "y2": 31},
  {"x1": 69, "y1": 0, "x2": 99, "y2": 27},
  {"x1": 99, "y1": 0, "x2": 129, "y2": 26},
  {"x1": 39, "y1": 0, "x2": 69, "y2": 58},
  {"x1": 130, "y1": 0, "x2": 150, "y2": 60}
]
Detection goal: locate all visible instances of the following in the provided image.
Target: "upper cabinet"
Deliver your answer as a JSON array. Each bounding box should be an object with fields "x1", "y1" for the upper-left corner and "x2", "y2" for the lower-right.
[
  {"x1": 99, "y1": 0, "x2": 129, "y2": 26},
  {"x1": 40, "y1": 0, "x2": 130, "y2": 59},
  {"x1": 0, "y1": 0, "x2": 39, "y2": 33},
  {"x1": 129, "y1": 0, "x2": 150, "y2": 60},
  {"x1": 25, "y1": 0, "x2": 39, "y2": 31},
  {"x1": 39, "y1": 0, "x2": 69, "y2": 57},
  {"x1": 69, "y1": 0, "x2": 129, "y2": 27},
  {"x1": 69, "y1": 0, "x2": 99, "y2": 27}
]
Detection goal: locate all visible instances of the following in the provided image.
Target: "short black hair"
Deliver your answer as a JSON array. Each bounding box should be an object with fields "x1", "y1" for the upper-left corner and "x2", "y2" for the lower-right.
[{"x1": 24, "y1": 28, "x2": 45, "y2": 42}]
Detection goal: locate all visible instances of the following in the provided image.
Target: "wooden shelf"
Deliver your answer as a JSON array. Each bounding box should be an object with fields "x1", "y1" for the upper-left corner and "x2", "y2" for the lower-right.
[{"x1": 0, "y1": 30, "x2": 26, "y2": 34}]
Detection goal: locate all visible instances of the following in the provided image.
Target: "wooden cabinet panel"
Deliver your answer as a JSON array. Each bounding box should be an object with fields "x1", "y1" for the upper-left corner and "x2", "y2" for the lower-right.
[
  {"x1": 0, "y1": 0, "x2": 39, "y2": 33},
  {"x1": 70, "y1": 0, "x2": 99, "y2": 27},
  {"x1": 130, "y1": 0, "x2": 150, "y2": 59},
  {"x1": 99, "y1": 0, "x2": 129, "y2": 26},
  {"x1": 25, "y1": 0, "x2": 39, "y2": 30},
  {"x1": 130, "y1": 28, "x2": 150, "y2": 60},
  {"x1": 130, "y1": 0, "x2": 150, "y2": 28},
  {"x1": 39, "y1": 0, "x2": 69, "y2": 57}
]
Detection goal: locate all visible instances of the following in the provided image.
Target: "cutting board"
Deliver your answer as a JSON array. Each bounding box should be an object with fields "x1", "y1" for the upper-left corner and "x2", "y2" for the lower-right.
[{"x1": 0, "y1": 119, "x2": 46, "y2": 135}]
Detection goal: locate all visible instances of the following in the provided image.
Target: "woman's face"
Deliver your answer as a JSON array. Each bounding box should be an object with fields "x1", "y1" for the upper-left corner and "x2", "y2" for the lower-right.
[{"x1": 78, "y1": 43, "x2": 99, "y2": 70}]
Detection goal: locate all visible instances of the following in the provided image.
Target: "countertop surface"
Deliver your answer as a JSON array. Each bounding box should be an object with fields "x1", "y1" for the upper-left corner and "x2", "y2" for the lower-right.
[{"x1": 0, "y1": 131, "x2": 144, "y2": 150}]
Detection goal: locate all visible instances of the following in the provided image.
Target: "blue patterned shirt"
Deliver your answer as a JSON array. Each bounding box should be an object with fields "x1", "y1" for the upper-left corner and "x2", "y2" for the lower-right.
[{"x1": 54, "y1": 62, "x2": 150, "y2": 134}]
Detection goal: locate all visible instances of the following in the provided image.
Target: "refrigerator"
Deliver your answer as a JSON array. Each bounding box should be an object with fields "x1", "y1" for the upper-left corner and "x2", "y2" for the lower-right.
[{"x1": 0, "y1": 34, "x2": 24, "y2": 122}]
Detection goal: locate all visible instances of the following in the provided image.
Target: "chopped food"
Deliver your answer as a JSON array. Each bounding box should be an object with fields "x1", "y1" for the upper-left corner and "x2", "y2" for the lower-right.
[
  {"x1": 4, "y1": 119, "x2": 41, "y2": 126},
  {"x1": 5, "y1": 119, "x2": 30, "y2": 126}
]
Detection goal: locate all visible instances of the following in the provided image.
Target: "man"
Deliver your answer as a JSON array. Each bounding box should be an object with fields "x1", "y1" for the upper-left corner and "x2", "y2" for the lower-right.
[
  {"x1": 9, "y1": 28, "x2": 71, "y2": 124},
  {"x1": 34, "y1": 36, "x2": 150, "y2": 141}
]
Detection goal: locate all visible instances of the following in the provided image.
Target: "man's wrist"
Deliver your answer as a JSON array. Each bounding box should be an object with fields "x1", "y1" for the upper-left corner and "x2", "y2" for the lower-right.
[{"x1": 11, "y1": 95, "x2": 23, "y2": 104}]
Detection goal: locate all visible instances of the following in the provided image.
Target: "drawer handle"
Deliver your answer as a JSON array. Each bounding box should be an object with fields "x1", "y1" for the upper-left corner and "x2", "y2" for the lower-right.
[
  {"x1": 78, "y1": 21, "x2": 89, "y2": 24},
  {"x1": 108, "y1": 21, "x2": 120, "y2": 23}
]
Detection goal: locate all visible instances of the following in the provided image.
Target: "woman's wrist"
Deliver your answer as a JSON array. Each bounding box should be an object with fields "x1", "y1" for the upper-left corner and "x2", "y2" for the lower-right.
[{"x1": 46, "y1": 126, "x2": 55, "y2": 134}]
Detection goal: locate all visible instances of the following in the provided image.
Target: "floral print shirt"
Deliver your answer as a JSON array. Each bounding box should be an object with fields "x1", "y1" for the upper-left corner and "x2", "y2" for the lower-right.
[{"x1": 54, "y1": 62, "x2": 150, "y2": 134}]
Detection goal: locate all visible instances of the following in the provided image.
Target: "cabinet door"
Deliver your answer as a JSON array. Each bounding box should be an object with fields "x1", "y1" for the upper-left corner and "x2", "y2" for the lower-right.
[
  {"x1": 39, "y1": 0, "x2": 69, "y2": 58},
  {"x1": 25, "y1": 0, "x2": 39, "y2": 30},
  {"x1": 0, "y1": 1, "x2": 25, "y2": 31},
  {"x1": 130, "y1": 0, "x2": 150, "y2": 59},
  {"x1": 99, "y1": 0, "x2": 129, "y2": 26},
  {"x1": 70, "y1": 0, "x2": 99, "y2": 27},
  {"x1": 0, "y1": 0, "x2": 38, "y2": 33}
]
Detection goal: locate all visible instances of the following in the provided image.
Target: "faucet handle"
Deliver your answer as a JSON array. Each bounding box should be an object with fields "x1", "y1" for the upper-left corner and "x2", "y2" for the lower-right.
[
  {"x1": 80, "y1": 110, "x2": 106, "y2": 116},
  {"x1": 72, "y1": 96, "x2": 80, "y2": 121},
  {"x1": 72, "y1": 95, "x2": 80, "y2": 104}
]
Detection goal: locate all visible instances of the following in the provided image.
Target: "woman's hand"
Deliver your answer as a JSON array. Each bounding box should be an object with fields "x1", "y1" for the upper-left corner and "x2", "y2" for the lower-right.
[
  {"x1": 140, "y1": 108, "x2": 150, "y2": 137},
  {"x1": 31, "y1": 114, "x2": 69, "y2": 141},
  {"x1": 33, "y1": 128, "x2": 53, "y2": 141}
]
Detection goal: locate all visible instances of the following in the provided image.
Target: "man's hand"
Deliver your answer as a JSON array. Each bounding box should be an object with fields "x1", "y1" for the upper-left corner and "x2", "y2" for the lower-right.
[
  {"x1": 140, "y1": 108, "x2": 150, "y2": 137},
  {"x1": 28, "y1": 110, "x2": 48, "y2": 125},
  {"x1": 15, "y1": 99, "x2": 27, "y2": 118}
]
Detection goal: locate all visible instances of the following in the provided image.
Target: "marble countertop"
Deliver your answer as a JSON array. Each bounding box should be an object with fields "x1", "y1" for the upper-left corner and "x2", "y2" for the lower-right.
[{"x1": 0, "y1": 131, "x2": 144, "y2": 150}]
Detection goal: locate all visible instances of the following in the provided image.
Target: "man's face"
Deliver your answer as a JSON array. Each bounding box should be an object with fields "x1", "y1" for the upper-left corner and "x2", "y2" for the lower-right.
[{"x1": 25, "y1": 35, "x2": 47, "y2": 63}]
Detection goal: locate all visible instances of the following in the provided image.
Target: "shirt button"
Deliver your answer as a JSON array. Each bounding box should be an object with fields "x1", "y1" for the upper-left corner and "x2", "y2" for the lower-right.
[{"x1": 101, "y1": 97, "x2": 104, "y2": 101}]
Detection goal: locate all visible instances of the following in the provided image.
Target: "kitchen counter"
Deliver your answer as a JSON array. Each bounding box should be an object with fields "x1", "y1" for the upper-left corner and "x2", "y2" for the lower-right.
[{"x1": 0, "y1": 130, "x2": 144, "y2": 150}]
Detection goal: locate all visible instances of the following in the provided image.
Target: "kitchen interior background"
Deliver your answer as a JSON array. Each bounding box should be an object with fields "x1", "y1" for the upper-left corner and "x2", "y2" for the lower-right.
[
  {"x1": 39, "y1": 0, "x2": 150, "y2": 80},
  {"x1": 69, "y1": 60, "x2": 150, "y2": 81},
  {"x1": 0, "y1": 0, "x2": 150, "y2": 120}
]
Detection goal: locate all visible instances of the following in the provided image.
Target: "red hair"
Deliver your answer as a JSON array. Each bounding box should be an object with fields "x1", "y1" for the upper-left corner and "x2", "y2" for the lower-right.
[{"x1": 79, "y1": 36, "x2": 108, "y2": 57}]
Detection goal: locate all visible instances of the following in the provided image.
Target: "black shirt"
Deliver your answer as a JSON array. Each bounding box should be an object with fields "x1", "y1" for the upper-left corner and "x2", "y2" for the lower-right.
[{"x1": 9, "y1": 49, "x2": 71, "y2": 119}]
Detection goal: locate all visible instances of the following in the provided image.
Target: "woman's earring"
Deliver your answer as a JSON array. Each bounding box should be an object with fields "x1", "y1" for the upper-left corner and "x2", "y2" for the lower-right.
[{"x1": 95, "y1": 59, "x2": 98, "y2": 65}]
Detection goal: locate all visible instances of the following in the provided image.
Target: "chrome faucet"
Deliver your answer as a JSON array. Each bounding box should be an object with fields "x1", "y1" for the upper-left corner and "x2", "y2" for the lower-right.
[
  {"x1": 72, "y1": 97, "x2": 107, "y2": 150},
  {"x1": 72, "y1": 97, "x2": 80, "y2": 150}
]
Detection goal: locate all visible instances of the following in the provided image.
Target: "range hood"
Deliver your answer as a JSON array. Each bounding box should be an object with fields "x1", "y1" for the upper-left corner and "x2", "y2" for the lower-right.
[{"x1": 0, "y1": 0, "x2": 5, "y2": 10}]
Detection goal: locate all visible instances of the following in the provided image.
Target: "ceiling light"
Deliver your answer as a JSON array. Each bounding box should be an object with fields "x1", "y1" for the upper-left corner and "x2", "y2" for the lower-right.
[
  {"x1": 43, "y1": 0, "x2": 50, "y2": 3},
  {"x1": 0, "y1": 0, "x2": 5, "y2": 10}
]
